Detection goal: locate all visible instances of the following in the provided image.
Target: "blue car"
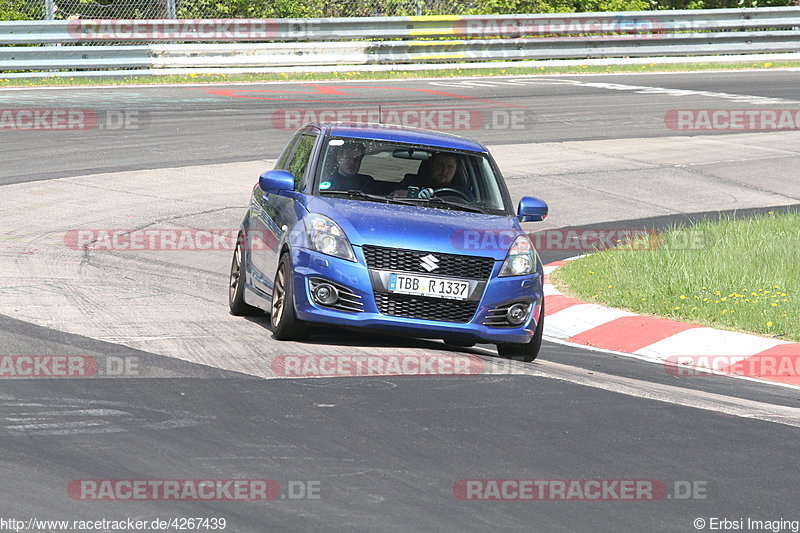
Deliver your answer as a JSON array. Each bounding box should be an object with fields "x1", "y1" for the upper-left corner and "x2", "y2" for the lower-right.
[{"x1": 229, "y1": 123, "x2": 549, "y2": 361}]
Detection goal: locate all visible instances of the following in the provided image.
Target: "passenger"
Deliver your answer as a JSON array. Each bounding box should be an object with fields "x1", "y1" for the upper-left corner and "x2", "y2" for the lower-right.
[{"x1": 328, "y1": 142, "x2": 376, "y2": 192}]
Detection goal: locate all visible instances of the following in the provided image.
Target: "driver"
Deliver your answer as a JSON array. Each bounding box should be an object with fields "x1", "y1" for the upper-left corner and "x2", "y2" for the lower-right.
[
  {"x1": 426, "y1": 152, "x2": 458, "y2": 188},
  {"x1": 401, "y1": 152, "x2": 457, "y2": 190},
  {"x1": 398, "y1": 152, "x2": 474, "y2": 203}
]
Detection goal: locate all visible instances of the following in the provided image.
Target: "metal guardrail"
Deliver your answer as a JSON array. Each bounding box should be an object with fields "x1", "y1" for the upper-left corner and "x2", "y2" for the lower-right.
[{"x1": 1, "y1": 7, "x2": 799, "y2": 74}]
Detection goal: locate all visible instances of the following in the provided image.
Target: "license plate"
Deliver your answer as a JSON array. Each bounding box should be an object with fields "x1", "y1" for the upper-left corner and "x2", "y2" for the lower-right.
[{"x1": 388, "y1": 273, "x2": 470, "y2": 300}]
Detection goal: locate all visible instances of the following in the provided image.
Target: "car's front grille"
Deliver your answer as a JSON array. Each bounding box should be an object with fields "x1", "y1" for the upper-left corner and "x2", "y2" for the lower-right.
[
  {"x1": 362, "y1": 245, "x2": 494, "y2": 280},
  {"x1": 374, "y1": 292, "x2": 479, "y2": 323}
]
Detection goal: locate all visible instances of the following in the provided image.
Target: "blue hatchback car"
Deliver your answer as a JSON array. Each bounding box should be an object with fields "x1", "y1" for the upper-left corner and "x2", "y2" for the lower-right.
[{"x1": 229, "y1": 123, "x2": 549, "y2": 361}]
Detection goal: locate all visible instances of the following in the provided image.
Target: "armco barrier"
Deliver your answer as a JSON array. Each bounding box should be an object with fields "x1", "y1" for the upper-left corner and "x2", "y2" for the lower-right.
[{"x1": 1, "y1": 7, "x2": 799, "y2": 75}]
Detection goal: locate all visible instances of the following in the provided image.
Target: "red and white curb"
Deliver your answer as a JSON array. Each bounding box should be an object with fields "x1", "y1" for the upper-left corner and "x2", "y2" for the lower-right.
[{"x1": 543, "y1": 258, "x2": 800, "y2": 387}]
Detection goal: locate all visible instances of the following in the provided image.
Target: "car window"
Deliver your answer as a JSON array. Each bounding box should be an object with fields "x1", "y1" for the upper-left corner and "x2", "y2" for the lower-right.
[
  {"x1": 286, "y1": 134, "x2": 316, "y2": 191},
  {"x1": 357, "y1": 150, "x2": 419, "y2": 183},
  {"x1": 274, "y1": 133, "x2": 300, "y2": 171}
]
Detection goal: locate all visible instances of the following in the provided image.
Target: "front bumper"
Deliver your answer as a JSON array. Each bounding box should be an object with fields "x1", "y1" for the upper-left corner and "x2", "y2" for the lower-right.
[{"x1": 290, "y1": 246, "x2": 543, "y2": 344}]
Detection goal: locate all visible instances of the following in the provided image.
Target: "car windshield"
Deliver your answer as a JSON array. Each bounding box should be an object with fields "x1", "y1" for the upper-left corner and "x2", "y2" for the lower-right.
[{"x1": 315, "y1": 137, "x2": 511, "y2": 214}]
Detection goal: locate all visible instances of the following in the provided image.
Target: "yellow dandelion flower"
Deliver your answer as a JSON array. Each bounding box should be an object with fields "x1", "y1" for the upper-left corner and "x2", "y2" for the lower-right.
[
  {"x1": 766, "y1": 321, "x2": 773, "y2": 327},
  {"x1": 679, "y1": 295, "x2": 687, "y2": 300}
]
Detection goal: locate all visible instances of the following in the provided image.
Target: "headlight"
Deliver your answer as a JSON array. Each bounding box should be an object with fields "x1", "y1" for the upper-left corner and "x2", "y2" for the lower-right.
[
  {"x1": 304, "y1": 214, "x2": 356, "y2": 262},
  {"x1": 499, "y1": 235, "x2": 536, "y2": 277}
]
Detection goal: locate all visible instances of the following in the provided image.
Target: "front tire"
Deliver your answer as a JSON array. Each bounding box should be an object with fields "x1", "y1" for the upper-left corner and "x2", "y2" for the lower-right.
[
  {"x1": 229, "y1": 232, "x2": 262, "y2": 316},
  {"x1": 270, "y1": 252, "x2": 306, "y2": 341},
  {"x1": 496, "y1": 300, "x2": 544, "y2": 362}
]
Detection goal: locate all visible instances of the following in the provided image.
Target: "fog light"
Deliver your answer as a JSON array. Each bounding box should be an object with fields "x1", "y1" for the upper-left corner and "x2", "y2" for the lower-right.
[
  {"x1": 313, "y1": 283, "x2": 339, "y2": 306},
  {"x1": 506, "y1": 303, "x2": 531, "y2": 326}
]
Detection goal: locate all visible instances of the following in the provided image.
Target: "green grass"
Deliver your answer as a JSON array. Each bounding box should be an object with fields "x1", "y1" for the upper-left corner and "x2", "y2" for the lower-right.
[
  {"x1": 0, "y1": 59, "x2": 797, "y2": 88},
  {"x1": 552, "y1": 211, "x2": 800, "y2": 342}
]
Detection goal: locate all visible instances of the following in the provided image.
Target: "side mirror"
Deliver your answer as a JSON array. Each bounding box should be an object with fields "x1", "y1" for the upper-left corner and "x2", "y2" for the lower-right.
[
  {"x1": 517, "y1": 196, "x2": 548, "y2": 222},
  {"x1": 259, "y1": 170, "x2": 295, "y2": 193}
]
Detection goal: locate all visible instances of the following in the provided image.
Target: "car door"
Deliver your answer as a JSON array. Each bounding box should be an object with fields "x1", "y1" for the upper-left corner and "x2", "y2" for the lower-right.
[
  {"x1": 249, "y1": 129, "x2": 319, "y2": 294},
  {"x1": 247, "y1": 133, "x2": 298, "y2": 294}
]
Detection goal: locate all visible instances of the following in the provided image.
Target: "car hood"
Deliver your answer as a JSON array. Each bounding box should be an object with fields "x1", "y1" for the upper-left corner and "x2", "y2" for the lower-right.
[{"x1": 303, "y1": 196, "x2": 524, "y2": 261}]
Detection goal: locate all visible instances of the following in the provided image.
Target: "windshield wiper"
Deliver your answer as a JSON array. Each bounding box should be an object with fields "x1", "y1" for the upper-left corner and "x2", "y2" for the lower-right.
[
  {"x1": 402, "y1": 196, "x2": 485, "y2": 213},
  {"x1": 319, "y1": 190, "x2": 416, "y2": 206},
  {"x1": 320, "y1": 190, "x2": 485, "y2": 212}
]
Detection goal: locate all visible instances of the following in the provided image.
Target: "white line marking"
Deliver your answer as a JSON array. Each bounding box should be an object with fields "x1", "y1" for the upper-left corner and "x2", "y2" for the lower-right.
[
  {"x1": 544, "y1": 303, "x2": 635, "y2": 338},
  {"x1": 3, "y1": 65, "x2": 798, "y2": 92},
  {"x1": 544, "y1": 334, "x2": 800, "y2": 391},
  {"x1": 557, "y1": 79, "x2": 795, "y2": 105},
  {"x1": 634, "y1": 327, "x2": 786, "y2": 359},
  {"x1": 528, "y1": 359, "x2": 800, "y2": 428},
  {"x1": 543, "y1": 284, "x2": 562, "y2": 296}
]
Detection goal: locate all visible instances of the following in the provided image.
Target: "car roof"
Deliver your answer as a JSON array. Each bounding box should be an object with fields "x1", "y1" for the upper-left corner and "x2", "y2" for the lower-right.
[{"x1": 314, "y1": 122, "x2": 488, "y2": 153}]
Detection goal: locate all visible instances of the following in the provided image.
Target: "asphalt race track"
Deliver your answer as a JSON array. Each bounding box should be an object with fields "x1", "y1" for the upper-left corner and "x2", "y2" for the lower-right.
[{"x1": 1, "y1": 70, "x2": 799, "y2": 532}]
